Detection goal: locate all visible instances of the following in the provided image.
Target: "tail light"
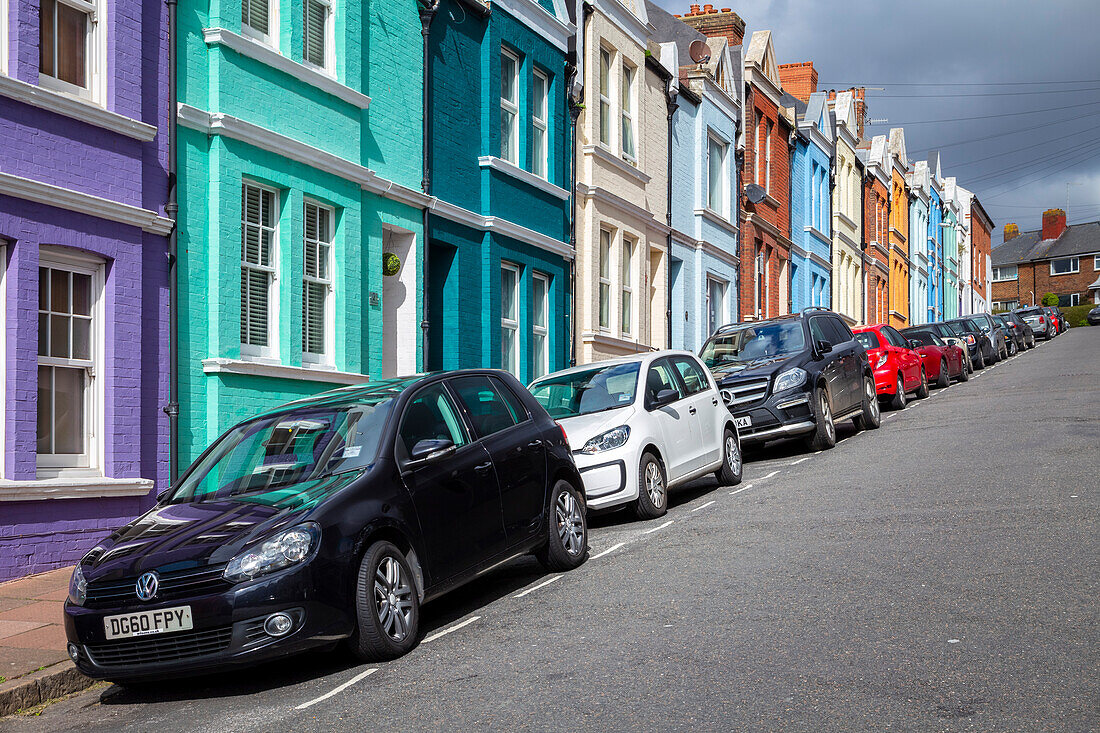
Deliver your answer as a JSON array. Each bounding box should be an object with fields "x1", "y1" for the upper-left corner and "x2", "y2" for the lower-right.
[
  {"x1": 874, "y1": 352, "x2": 888, "y2": 369},
  {"x1": 1039, "y1": 316, "x2": 1045, "y2": 324},
  {"x1": 558, "y1": 423, "x2": 570, "y2": 450},
  {"x1": 965, "y1": 334, "x2": 976, "y2": 345}
]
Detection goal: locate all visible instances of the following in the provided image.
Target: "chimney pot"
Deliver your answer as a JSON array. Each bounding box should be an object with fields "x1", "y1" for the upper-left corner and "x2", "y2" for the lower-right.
[
  {"x1": 1003, "y1": 223, "x2": 1019, "y2": 241},
  {"x1": 689, "y1": 3, "x2": 700, "y2": 14},
  {"x1": 1041, "y1": 208, "x2": 1067, "y2": 240},
  {"x1": 703, "y1": 4, "x2": 714, "y2": 12}
]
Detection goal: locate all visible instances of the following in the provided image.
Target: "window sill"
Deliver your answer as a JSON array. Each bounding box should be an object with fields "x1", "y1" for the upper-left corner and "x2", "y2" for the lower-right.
[
  {"x1": 804, "y1": 225, "x2": 830, "y2": 245},
  {"x1": 478, "y1": 157, "x2": 570, "y2": 200},
  {"x1": 582, "y1": 145, "x2": 651, "y2": 185},
  {"x1": 203, "y1": 27, "x2": 371, "y2": 109},
  {"x1": 0, "y1": 73, "x2": 156, "y2": 141},
  {"x1": 0, "y1": 476, "x2": 154, "y2": 502},
  {"x1": 696, "y1": 207, "x2": 739, "y2": 235},
  {"x1": 836, "y1": 212, "x2": 858, "y2": 230},
  {"x1": 1048, "y1": 270, "x2": 1079, "y2": 277},
  {"x1": 579, "y1": 330, "x2": 655, "y2": 354},
  {"x1": 202, "y1": 357, "x2": 370, "y2": 385}
]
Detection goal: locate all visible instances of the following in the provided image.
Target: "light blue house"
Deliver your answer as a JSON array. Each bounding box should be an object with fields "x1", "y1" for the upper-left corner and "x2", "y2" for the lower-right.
[
  {"x1": 649, "y1": 3, "x2": 742, "y2": 350},
  {"x1": 927, "y1": 152, "x2": 944, "y2": 322},
  {"x1": 907, "y1": 161, "x2": 931, "y2": 323},
  {"x1": 789, "y1": 92, "x2": 834, "y2": 312}
]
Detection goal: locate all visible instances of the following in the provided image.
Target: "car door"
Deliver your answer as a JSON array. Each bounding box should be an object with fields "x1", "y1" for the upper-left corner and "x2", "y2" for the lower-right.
[
  {"x1": 884, "y1": 327, "x2": 921, "y2": 389},
  {"x1": 809, "y1": 316, "x2": 847, "y2": 410},
  {"x1": 397, "y1": 382, "x2": 505, "y2": 583},
  {"x1": 825, "y1": 316, "x2": 860, "y2": 412},
  {"x1": 669, "y1": 355, "x2": 722, "y2": 470},
  {"x1": 450, "y1": 374, "x2": 547, "y2": 545},
  {"x1": 643, "y1": 358, "x2": 693, "y2": 481}
]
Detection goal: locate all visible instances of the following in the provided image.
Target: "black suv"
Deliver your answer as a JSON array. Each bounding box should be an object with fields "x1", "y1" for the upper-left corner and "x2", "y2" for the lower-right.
[
  {"x1": 65, "y1": 371, "x2": 588, "y2": 681},
  {"x1": 699, "y1": 309, "x2": 880, "y2": 452}
]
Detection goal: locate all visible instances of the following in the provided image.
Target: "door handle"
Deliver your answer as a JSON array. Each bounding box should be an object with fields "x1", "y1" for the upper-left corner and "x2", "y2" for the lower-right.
[
  {"x1": 527, "y1": 440, "x2": 543, "y2": 448},
  {"x1": 711, "y1": 397, "x2": 719, "y2": 406},
  {"x1": 688, "y1": 406, "x2": 697, "y2": 415},
  {"x1": 474, "y1": 462, "x2": 492, "y2": 474}
]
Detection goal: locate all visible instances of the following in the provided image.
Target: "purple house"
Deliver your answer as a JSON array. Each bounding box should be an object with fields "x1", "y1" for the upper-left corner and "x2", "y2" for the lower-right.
[{"x1": 0, "y1": 0, "x2": 170, "y2": 581}]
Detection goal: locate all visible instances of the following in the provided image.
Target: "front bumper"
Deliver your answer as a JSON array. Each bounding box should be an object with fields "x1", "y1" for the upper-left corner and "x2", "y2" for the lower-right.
[
  {"x1": 65, "y1": 563, "x2": 351, "y2": 681},
  {"x1": 721, "y1": 384, "x2": 815, "y2": 445},
  {"x1": 573, "y1": 445, "x2": 640, "y2": 511}
]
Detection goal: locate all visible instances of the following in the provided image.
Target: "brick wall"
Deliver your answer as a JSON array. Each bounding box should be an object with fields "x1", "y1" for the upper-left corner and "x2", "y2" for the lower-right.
[
  {"x1": 777, "y1": 62, "x2": 817, "y2": 104},
  {"x1": 994, "y1": 254, "x2": 1100, "y2": 307},
  {"x1": 676, "y1": 5, "x2": 746, "y2": 46}
]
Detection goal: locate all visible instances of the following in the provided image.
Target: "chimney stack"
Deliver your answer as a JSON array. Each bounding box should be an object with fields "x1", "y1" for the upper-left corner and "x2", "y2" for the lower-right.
[
  {"x1": 678, "y1": 5, "x2": 746, "y2": 47},
  {"x1": 1003, "y1": 223, "x2": 1019, "y2": 241},
  {"x1": 1041, "y1": 208, "x2": 1067, "y2": 240},
  {"x1": 777, "y1": 62, "x2": 818, "y2": 104},
  {"x1": 826, "y1": 87, "x2": 868, "y2": 139}
]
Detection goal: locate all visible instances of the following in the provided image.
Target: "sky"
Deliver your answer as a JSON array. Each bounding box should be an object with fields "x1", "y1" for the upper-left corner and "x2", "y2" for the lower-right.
[{"x1": 652, "y1": 0, "x2": 1100, "y2": 245}]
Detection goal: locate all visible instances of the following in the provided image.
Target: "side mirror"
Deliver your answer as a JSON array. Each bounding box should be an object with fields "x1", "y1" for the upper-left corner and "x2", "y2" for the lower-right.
[
  {"x1": 651, "y1": 388, "x2": 679, "y2": 408},
  {"x1": 156, "y1": 489, "x2": 171, "y2": 503},
  {"x1": 814, "y1": 339, "x2": 832, "y2": 357},
  {"x1": 908, "y1": 339, "x2": 922, "y2": 349},
  {"x1": 408, "y1": 438, "x2": 455, "y2": 464}
]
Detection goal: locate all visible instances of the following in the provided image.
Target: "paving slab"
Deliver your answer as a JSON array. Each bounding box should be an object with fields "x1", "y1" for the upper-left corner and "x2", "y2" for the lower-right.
[
  {"x1": 1, "y1": 626, "x2": 68, "y2": 652},
  {"x1": 0, "y1": 603, "x2": 65, "y2": 625}
]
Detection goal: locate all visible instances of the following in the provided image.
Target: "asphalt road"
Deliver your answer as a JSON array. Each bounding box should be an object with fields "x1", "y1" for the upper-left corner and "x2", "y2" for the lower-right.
[{"x1": 5, "y1": 328, "x2": 1098, "y2": 732}]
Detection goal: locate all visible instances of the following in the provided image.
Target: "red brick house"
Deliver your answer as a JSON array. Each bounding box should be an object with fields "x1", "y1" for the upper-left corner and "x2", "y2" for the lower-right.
[
  {"x1": 858, "y1": 136, "x2": 891, "y2": 324},
  {"x1": 969, "y1": 196, "x2": 993, "y2": 313},
  {"x1": 991, "y1": 209, "x2": 1100, "y2": 309}
]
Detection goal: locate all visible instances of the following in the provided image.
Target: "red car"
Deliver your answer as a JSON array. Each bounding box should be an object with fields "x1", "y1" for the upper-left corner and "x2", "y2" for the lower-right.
[
  {"x1": 901, "y1": 329, "x2": 968, "y2": 387},
  {"x1": 853, "y1": 324, "x2": 928, "y2": 409}
]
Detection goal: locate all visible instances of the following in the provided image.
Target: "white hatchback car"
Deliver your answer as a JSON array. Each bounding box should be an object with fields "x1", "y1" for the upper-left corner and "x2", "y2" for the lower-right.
[{"x1": 528, "y1": 351, "x2": 742, "y2": 519}]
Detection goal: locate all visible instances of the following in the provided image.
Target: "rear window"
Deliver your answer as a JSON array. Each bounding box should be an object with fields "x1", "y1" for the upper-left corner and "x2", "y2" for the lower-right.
[{"x1": 855, "y1": 331, "x2": 880, "y2": 350}]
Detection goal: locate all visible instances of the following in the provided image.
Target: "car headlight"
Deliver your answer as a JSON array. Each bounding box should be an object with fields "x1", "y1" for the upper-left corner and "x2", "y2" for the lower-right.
[
  {"x1": 873, "y1": 352, "x2": 888, "y2": 369},
  {"x1": 224, "y1": 523, "x2": 320, "y2": 584},
  {"x1": 773, "y1": 367, "x2": 807, "y2": 393},
  {"x1": 69, "y1": 565, "x2": 87, "y2": 606},
  {"x1": 579, "y1": 426, "x2": 630, "y2": 454}
]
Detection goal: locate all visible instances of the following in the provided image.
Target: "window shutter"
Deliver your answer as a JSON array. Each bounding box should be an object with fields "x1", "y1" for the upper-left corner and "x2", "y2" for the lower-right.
[
  {"x1": 303, "y1": 281, "x2": 326, "y2": 354},
  {"x1": 304, "y1": 0, "x2": 326, "y2": 67},
  {"x1": 243, "y1": 0, "x2": 269, "y2": 36}
]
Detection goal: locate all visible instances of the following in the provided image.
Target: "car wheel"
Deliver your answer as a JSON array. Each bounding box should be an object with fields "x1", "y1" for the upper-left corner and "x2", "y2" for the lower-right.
[
  {"x1": 974, "y1": 349, "x2": 986, "y2": 369},
  {"x1": 806, "y1": 386, "x2": 837, "y2": 451},
  {"x1": 916, "y1": 368, "x2": 929, "y2": 399},
  {"x1": 714, "y1": 427, "x2": 743, "y2": 486},
  {"x1": 958, "y1": 358, "x2": 970, "y2": 382},
  {"x1": 852, "y1": 374, "x2": 881, "y2": 431},
  {"x1": 936, "y1": 359, "x2": 950, "y2": 388},
  {"x1": 536, "y1": 480, "x2": 588, "y2": 571},
  {"x1": 348, "y1": 541, "x2": 419, "y2": 662},
  {"x1": 635, "y1": 452, "x2": 668, "y2": 519},
  {"x1": 890, "y1": 373, "x2": 907, "y2": 410}
]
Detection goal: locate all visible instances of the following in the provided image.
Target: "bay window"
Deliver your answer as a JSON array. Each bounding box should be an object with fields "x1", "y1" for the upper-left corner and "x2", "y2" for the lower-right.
[
  {"x1": 500, "y1": 48, "x2": 520, "y2": 165},
  {"x1": 707, "y1": 277, "x2": 727, "y2": 334},
  {"x1": 598, "y1": 228, "x2": 611, "y2": 330},
  {"x1": 241, "y1": 181, "x2": 279, "y2": 358},
  {"x1": 621, "y1": 236, "x2": 634, "y2": 335},
  {"x1": 707, "y1": 135, "x2": 728, "y2": 216},
  {"x1": 302, "y1": 200, "x2": 333, "y2": 363}
]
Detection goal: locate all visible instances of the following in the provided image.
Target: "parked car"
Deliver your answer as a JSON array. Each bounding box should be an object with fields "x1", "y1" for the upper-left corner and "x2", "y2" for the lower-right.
[
  {"x1": 1016, "y1": 306, "x2": 1055, "y2": 340},
  {"x1": 1088, "y1": 306, "x2": 1100, "y2": 326},
  {"x1": 699, "y1": 309, "x2": 880, "y2": 452},
  {"x1": 999, "y1": 311, "x2": 1036, "y2": 349},
  {"x1": 918, "y1": 320, "x2": 988, "y2": 369},
  {"x1": 1049, "y1": 306, "x2": 1068, "y2": 333},
  {"x1": 992, "y1": 314, "x2": 1023, "y2": 356},
  {"x1": 853, "y1": 324, "x2": 929, "y2": 409},
  {"x1": 65, "y1": 371, "x2": 589, "y2": 681},
  {"x1": 1042, "y1": 306, "x2": 1062, "y2": 335},
  {"x1": 900, "y1": 329, "x2": 968, "y2": 386},
  {"x1": 957, "y1": 314, "x2": 1007, "y2": 362},
  {"x1": 528, "y1": 351, "x2": 742, "y2": 519}
]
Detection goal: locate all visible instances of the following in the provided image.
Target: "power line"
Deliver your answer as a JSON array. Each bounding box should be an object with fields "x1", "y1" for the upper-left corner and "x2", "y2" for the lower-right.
[
  {"x1": 870, "y1": 87, "x2": 1100, "y2": 98},
  {"x1": 820, "y1": 78, "x2": 1100, "y2": 87},
  {"x1": 949, "y1": 121, "x2": 1100, "y2": 167},
  {"x1": 964, "y1": 140, "x2": 1100, "y2": 186},
  {"x1": 865, "y1": 99, "x2": 1100, "y2": 127},
  {"x1": 909, "y1": 116, "x2": 1090, "y2": 156},
  {"x1": 982, "y1": 151, "x2": 1100, "y2": 200}
]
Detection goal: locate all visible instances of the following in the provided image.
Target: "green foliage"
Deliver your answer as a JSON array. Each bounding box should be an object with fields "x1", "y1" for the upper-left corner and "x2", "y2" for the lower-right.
[
  {"x1": 1060, "y1": 303, "x2": 1095, "y2": 327},
  {"x1": 1040, "y1": 292, "x2": 1059, "y2": 306},
  {"x1": 383, "y1": 252, "x2": 401, "y2": 277}
]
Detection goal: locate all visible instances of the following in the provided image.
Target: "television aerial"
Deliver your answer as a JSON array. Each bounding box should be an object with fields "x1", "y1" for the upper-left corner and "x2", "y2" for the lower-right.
[{"x1": 688, "y1": 40, "x2": 711, "y2": 65}]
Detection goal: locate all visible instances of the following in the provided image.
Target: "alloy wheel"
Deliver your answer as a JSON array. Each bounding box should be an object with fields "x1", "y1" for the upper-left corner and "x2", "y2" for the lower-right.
[
  {"x1": 725, "y1": 434, "x2": 742, "y2": 477},
  {"x1": 374, "y1": 556, "x2": 414, "y2": 642},
  {"x1": 867, "y1": 378, "x2": 880, "y2": 422},
  {"x1": 645, "y1": 461, "x2": 665, "y2": 509},
  {"x1": 555, "y1": 490, "x2": 585, "y2": 556},
  {"x1": 821, "y1": 392, "x2": 834, "y2": 442}
]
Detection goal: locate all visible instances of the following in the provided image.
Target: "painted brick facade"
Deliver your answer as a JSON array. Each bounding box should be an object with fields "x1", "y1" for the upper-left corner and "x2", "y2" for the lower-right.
[
  {"x1": 0, "y1": 0, "x2": 170, "y2": 580},
  {"x1": 830, "y1": 92, "x2": 863, "y2": 325},
  {"x1": 887, "y1": 129, "x2": 910, "y2": 328},
  {"x1": 790, "y1": 92, "x2": 833, "y2": 314},
  {"x1": 860, "y1": 137, "x2": 891, "y2": 325}
]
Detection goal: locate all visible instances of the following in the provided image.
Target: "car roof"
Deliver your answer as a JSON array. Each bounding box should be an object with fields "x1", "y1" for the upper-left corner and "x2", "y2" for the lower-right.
[{"x1": 529, "y1": 350, "x2": 700, "y2": 383}]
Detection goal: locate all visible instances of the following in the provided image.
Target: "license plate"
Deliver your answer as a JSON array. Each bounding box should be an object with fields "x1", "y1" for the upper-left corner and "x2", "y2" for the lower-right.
[
  {"x1": 734, "y1": 416, "x2": 752, "y2": 429},
  {"x1": 104, "y1": 606, "x2": 193, "y2": 640}
]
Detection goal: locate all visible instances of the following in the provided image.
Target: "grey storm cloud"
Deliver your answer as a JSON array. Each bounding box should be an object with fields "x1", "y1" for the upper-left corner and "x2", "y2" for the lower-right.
[{"x1": 653, "y1": 0, "x2": 1100, "y2": 243}]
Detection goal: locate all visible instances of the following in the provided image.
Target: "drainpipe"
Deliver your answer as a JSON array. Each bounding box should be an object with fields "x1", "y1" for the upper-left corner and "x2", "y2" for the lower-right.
[
  {"x1": 733, "y1": 138, "x2": 743, "y2": 324},
  {"x1": 164, "y1": 0, "x2": 179, "y2": 484},
  {"x1": 418, "y1": 1, "x2": 439, "y2": 372},
  {"x1": 664, "y1": 83, "x2": 677, "y2": 349},
  {"x1": 787, "y1": 127, "x2": 795, "y2": 315},
  {"x1": 567, "y1": 2, "x2": 592, "y2": 366}
]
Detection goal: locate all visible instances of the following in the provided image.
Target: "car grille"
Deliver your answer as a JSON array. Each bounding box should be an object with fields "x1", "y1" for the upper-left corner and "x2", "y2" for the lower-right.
[
  {"x1": 85, "y1": 565, "x2": 230, "y2": 607},
  {"x1": 720, "y1": 377, "x2": 770, "y2": 408},
  {"x1": 86, "y1": 626, "x2": 233, "y2": 667}
]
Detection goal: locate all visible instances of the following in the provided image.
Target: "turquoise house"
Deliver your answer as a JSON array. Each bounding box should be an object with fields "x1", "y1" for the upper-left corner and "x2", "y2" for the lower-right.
[
  {"x1": 649, "y1": 3, "x2": 742, "y2": 351},
  {"x1": 176, "y1": 1, "x2": 427, "y2": 467},
  {"x1": 907, "y1": 161, "x2": 931, "y2": 324},
  {"x1": 425, "y1": 0, "x2": 574, "y2": 382},
  {"x1": 927, "y1": 153, "x2": 944, "y2": 322},
  {"x1": 789, "y1": 92, "x2": 834, "y2": 312}
]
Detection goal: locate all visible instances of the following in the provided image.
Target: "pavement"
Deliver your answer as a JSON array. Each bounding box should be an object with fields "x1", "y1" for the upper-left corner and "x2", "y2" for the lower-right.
[{"x1": 1, "y1": 326, "x2": 1097, "y2": 731}]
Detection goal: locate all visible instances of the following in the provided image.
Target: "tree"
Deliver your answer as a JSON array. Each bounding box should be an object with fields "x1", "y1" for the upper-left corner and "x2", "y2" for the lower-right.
[{"x1": 1040, "y1": 292, "x2": 1059, "y2": 306}]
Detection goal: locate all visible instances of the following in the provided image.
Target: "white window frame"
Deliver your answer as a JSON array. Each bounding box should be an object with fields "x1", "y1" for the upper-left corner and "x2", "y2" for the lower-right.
[
  {"x1": 500, "y1": 262, "x2": 521, "y2": 376},
  {"x1": 302, "y1": 0, "x2": 334, "y2": 75},
  {"x1": 598, "y1": 228, "x2": 612, "y2": 330},
  {"x1": 37, "y1": 0, "x2": 105, "y2": 103},
  {"x1": 764, "y1": 119, "x2": 773, "y2": 194},
  {"x1": 1069, "y1": 292, "x2": 1080, "y2": 306},
  {"x1": 240, "y1": 180, "x2": 280, "y2": 361},
  {"x1": 0, "y1": 0, "x2": 8, "y2": 76},
  {"x1": 500, "y1": 47, "x2": 520, "y2": 166},
  {"x1": 36, "y1": 248, "x2": 105, "y2": 477},
  {"x1": 620, "y1": 61, "x2": 636, "y2": 164},
  {"x1": 241, "y1": 0, "x2": 278, "y2": 49},
  {"x1": 706, "y1": 275, "x2": 727, "y2": 334},
  {"x1": 992, "y1": 265, "x2": 1017, "y2": 282},
  {"x1": 531, "y1": 272, "x2": 549, "y2": 380},
  {"x1": 531, "y1": 68, "x2": 549, "y2": 179},
  {"x1": 707, "y1": 133, "x2": 728, "y2": 217},
  {"x1": 0, "y1": 242, "x2": 6, "y2": 478},
  {"x1": 1049, "y1": 257, "x2": 1079, "y2": 276},
  {"x1": 598, "y1": 46, "x2": 611, "y2": 148},
  {"x1": 301, "y1": 199, "x2": 334, "y2": 366},
  {"x1": 621, "y1": 235, "x2": 634, "y2": 336}
]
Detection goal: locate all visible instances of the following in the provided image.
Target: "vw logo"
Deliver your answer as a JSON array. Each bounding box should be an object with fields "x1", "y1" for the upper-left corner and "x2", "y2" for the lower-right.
[{"x1": 135, "y1": 572, "x2": 159, "y2": 602}]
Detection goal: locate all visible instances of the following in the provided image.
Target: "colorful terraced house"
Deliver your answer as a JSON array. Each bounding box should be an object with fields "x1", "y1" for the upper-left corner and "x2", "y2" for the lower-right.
[
  {"x1": 787, "y1": 90, "x2": 834, "y2": 313},
  {"x1": 926, "y1": 152, "x2": 945, "y2": 322},
  {"x1": 887, "y1": 128, "x2": 910, "y2": 328},
  {"x1": 859, "y1": 135, "x2": 891, "y2": 325},
  {"x1": 907, "y1": 160, "x2": 932, "y2": 324},
  {"x1": 828, "y1": 90, "x2": 865, "y2": 325},
  {"x1": 942, "y1": 176, "x2": 962, "y2": 321}
]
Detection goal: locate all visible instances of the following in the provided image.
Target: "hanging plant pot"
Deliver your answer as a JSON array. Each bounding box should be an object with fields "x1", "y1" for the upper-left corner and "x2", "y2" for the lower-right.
[{"x1": 383, "y1": 252, "x2": 401, "y2": 277}]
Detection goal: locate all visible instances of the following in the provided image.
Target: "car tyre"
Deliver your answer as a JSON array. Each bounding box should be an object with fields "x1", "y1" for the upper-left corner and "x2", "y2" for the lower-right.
[
  {"x1": 852, "y1": 374, "x2": 881, "y2": 431},
  {"x1": 348, "y1": 541, "x2": 419, "y2": 662},
  {"x1": 916, "y1": 368, "x2": 929, "y2": 399},
  {"x1": 714, "y1": 427, "x2": 743, "y2": 486},
  {"x1": 957, "y1": 359, "x2": 969, "y2": 382},
  {"x1": 936, "y1": 358, "x2": 950, "y2": 388},
  {"x1": 974, "y1": 349, "x2": 986, "y2": 369},
  {"x1": 806, "y1": 386, "x2": 837, "y2": 451},
  {"x1": 536, "y1": 480, "x2": 588, "y2": 572},
  {"x1": 890, "y1": 373, "x2": 907, "y2": 410},
  {"x1": 635, "y1": 452, "x2": 668, "y2": 519}
]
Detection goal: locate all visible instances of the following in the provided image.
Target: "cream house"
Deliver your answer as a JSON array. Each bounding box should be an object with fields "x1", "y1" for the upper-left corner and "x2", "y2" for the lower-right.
[
  {"x1": 573, "y1": 0, "x2": 673, "y2": 363},
  {"x1": 829, "y1": 91, "x2": 863, "y2": 324}
]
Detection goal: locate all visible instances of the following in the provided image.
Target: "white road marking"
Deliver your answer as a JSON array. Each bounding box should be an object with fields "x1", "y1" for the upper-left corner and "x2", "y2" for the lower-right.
[
  {"x1": 788, "y1": 457, "x2": 811, "y2": 465},
  {"x1": 729, "y1": 484, "x2": 754, "y2": 496},
  {"x1": 947, "y1": 639, "x2": 961, "y2": 644},
  {"x1": 421, "y1": 615, "x2": 481, "y2": 643},
  {"x1": 590, "y1": 542, "x2": 625, "y2": 560},
  {"x1": 643, "y1": 520, "x2": 674, "y2": 534},
  {"x1": 296, "y1": 668, "x2": 377, "y2": 710},
  {"x1": 884, "y1": 413, "x2": 896, "y2": 419},
  {"x1": 758, "y1": 470, "x2": 779, "y2": 481},
  {"x1": 513, "y1": 575, "x2": 561, "y2": 598},
  {"x1": 691, "y1": 500, "x2": 716, "y2": 512}
]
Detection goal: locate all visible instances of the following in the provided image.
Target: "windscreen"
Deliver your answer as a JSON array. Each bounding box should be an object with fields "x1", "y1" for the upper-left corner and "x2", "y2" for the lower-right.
[
  {"x1": 529, "y1": 362, "x2": 641, "y2": 418},
  {"x1": 854, "y1": 331, "x2": 880, "y2": 350},
  {"x1": 700, "y1": 321, "x2": 807, "y2": 368}
]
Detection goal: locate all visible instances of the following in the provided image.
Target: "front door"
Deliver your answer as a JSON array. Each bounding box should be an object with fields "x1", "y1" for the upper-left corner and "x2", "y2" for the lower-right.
[
  {"x1": 643, "y1": 359, "x2": 693, "y2": 481},
  {"x1": 398, "y1": 382, "x2": 505, "y2": 584}
]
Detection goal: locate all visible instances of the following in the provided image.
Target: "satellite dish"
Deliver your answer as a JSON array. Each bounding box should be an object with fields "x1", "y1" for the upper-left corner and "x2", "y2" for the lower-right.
[
  {"x1": 744, "y1": 183, "x2": 766, "y2": 205},
  {"x1": 688, "y1": 39, "x2": 711, "y2": 65}
]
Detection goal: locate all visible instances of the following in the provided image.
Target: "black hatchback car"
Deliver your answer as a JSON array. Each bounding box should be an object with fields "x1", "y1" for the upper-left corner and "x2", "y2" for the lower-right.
[
  {"x1": 916, "y1": 320, "x2": 989, "y2": 369},
  {"x1": 699, "y1": 308, "x2": 880, "y2": 452},
  {"x1": 64, "y1": 371, "x2": 588, "y2": 681}
]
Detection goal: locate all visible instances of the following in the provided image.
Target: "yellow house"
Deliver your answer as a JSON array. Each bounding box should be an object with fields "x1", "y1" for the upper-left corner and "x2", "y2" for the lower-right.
[
  {"x1": 829, "y1": 91, "x2": 863, "y2": 324},
  {"x1": 888, "y1": 128, "x2": 910, "y2": 328}
]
